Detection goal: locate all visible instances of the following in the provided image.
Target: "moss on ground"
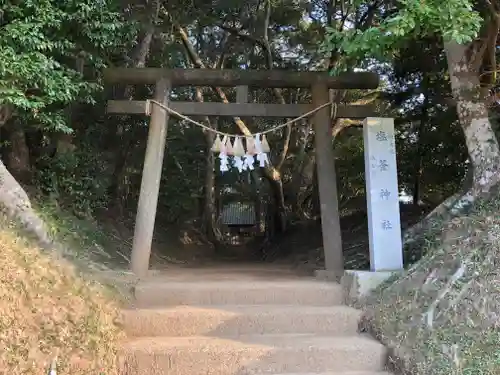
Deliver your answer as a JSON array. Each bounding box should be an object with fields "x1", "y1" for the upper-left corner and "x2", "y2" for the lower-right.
[
  {"x1": 0, "y1": 213, "x2": 125, "y2": 374},
  {"x1": 361, "y1": 195, "x2": 500, "y2": 375}
]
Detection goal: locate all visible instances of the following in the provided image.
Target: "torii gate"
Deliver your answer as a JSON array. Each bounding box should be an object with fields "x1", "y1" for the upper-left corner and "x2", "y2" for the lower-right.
[{"x1": 103, "y1": 68, "x2": 381, "y2": 278}]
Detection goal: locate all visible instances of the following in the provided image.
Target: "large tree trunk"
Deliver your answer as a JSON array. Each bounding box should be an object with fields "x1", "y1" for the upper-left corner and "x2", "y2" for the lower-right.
[
  {"x1": 0, "y1": 158, "x2": 53, "y2": 248},
  {"x1": 0, "y1": 108, "x2": 55, "y2": 249},
  {"x1": 404, "y1": 40, "x2": 500, "y2": 245},
  {"x1": 445, "y1": 40, "x2": 500, "y2": 193}
]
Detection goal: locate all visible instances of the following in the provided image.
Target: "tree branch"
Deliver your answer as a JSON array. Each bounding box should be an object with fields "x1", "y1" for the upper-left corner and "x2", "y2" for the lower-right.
[
  {"x1": 215, "y1": 32, "x2": 233, "y2": 69},
  {"x1": 177, "y1": 25, "x2": 252, "y2": 135},
  {"x1": 220, "y1": 7, "x2": 293, "y2": 170},
  {"x1": 176, "y1": 23, "x2": 288, "y2": 229},
  {"x1": 356, "y1": 0, "x2": 382, "y2": 31},
  {"x1": 0, "y1": 104, "x2": 13, "y2": 128}
]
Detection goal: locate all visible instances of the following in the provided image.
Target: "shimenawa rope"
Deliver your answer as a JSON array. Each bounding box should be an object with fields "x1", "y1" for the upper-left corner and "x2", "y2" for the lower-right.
[{"x1": 145, "y1": 99, "x2": 338, "y2": 138}]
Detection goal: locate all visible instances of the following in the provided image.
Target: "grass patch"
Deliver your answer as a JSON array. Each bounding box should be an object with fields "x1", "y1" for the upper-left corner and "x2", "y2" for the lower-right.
[
  {"x1": 0, "y1": 214, "x2": 125, "y2": 374},
  {"x1": 361, "y1": 195, "x2": 500, "y2": 375},
  {"x1": 32, "y1": 199, "x2": 131, "y2": 270}
]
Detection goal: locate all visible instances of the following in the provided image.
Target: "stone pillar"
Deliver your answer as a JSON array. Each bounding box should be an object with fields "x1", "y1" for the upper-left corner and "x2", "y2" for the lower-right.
[
  {"x1": 363, "y1": 117, "x2": 403, "y2": 271},
  {"x1": 130, "y1": 79, "x2": 171, "y2": 277},
  {"x1": 312, "y1": 83, "x2": 344, "y2": 277}
]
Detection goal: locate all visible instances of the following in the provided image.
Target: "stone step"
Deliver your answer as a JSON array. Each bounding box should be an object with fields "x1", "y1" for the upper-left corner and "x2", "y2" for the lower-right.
[
  {"x1": 122, "y1": 305, "x2": 362, "y2": 337},
  {"x1": 133, "y1": 280, "x2": 344, "y2": 307},
  {"x1": 120, "y1": 334, "x2": 387, "y2": 375}
]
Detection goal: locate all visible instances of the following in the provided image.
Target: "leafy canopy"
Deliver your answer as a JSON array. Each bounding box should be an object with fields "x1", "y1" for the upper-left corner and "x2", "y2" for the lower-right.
[
  {"x1": 0, "y1": 0, "x2": 134, "y2": 132},
  {"x1": 321, "y1": 0, "x2": 482, "y2": 71}
]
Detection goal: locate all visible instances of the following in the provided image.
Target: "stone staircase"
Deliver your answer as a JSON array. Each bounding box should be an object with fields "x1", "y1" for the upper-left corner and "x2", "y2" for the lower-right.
[{"x1": 119, "y1": 267, "x2": 390, "y2": 375}]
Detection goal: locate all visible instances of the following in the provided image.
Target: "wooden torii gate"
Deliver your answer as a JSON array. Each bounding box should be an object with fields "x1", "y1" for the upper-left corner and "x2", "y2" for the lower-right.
[{"x1": 103, "y1": 68, "x2": 379, "y2": 277}]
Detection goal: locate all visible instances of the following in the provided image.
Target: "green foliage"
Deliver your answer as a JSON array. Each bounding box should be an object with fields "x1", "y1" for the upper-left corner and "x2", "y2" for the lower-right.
[
  {"x1": 158, "y1": 123, "x2": 207, "y2": 223},
  {"x1": 35, "y1": 199, "x2": 108, "y2": 251},
  {"x1": 0, "y1": 0, "x2": 480, "y2": 246},
  {"x1": 0, "y1": 0, "x2": 134, "y2": 132},
  {"x1": 35, "y1": 148, "x2": 110, "y2": 217},
  {"x1": 32, "y1": 198, "x2": 131, "y2": 270},
  {"x1": 335, "y1": 130, "x2": 366, "y2": 206},
  {"x1": 321, "y1": 0, "x2": 482, "y2": 71},
  {"x1": 384, "y1": 36, "x2": 468, "y2": 204}
]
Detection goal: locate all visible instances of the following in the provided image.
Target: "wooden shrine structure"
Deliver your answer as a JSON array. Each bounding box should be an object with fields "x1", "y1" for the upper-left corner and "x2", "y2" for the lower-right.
[{"x1": 104, "y1": 68, "x2": 379, "y2": 277}]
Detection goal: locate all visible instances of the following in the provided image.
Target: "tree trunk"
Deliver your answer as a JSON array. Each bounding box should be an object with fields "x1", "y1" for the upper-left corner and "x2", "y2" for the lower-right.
[
  {"x1": 202, "y1": 128, "x2": 218, "y2": 242},
  {"x1": 311, "y1": 164, "x2": 321, "y2": 217},
  {"x1": 412, "y1": 84, "x2": 430, "y2": 206},
  {"x1": 56, "y1": 133, "x2": 76, "y2": 156},
  {"x1": 0, "y1": 110, "x2": 56, "y2": 250},
  {"x1": 0, "y1": 158, "x2": 53, "y2": 249},
  {"x1": 403, "y1": 40, "x2": 500, "y2": 245},
  {"x1": 107, "y1": 5, "x2": 159, "y2": 210},
  {"x1": 444, "y1": 40, "x2": 500, "y2": 193},
  {"x1": 176, "y1": 24, "x2": 288, "y2": 233},
  {"x1": 5, "y1": 126, "x2": 32, "y2": 184},
  {"x1": 108, "y1": 126, "x2": 142, "y2": 210},
  {"x1": 268, "y1": 175, "x2": 286, "y2": 232}
]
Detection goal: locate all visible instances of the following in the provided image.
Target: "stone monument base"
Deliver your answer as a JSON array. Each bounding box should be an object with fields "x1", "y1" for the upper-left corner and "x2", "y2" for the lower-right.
[
  {"x1": 315, "y1": 269, "x2": 402, "y2": 304},
  {"x1": 314, "y1": 269, "x2": 343, "y2": 283},
  {"x1": 340, "y1": 269, "x2": 401, "y2": 304}
]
